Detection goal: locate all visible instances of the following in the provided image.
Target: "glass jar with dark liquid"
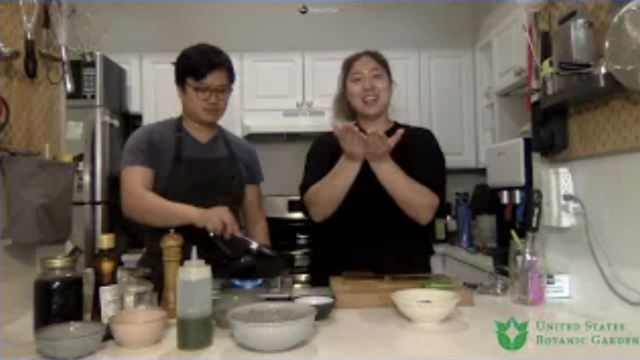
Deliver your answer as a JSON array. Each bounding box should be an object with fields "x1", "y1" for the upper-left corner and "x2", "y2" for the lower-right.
[{"x1": 33, "y1": 256, "x2": 84, "y2": 331}]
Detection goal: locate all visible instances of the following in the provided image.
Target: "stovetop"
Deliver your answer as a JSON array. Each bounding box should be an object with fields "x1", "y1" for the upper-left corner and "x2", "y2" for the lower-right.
[
  {"x1": 212, "y1": 276, "x2": 295, "y2": 300},
  {"x1": 211, "y1": 276, "x2": 333, "y2": 300}
]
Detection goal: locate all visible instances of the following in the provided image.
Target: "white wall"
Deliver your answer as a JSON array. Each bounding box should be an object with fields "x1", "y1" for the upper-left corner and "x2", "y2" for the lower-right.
[
  {"x1": 74, "y1": 2, "x2": 477, "y2": 53},
  {"x1": 71, "y1": 1, "x2": 483, "y2": 196},
  {"x1": 538, "y1": 151, "x2": 640, "y2": 318}
]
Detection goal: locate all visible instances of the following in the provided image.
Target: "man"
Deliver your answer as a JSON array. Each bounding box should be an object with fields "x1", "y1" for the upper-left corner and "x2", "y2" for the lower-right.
[{"x1": 120, "y1": 43, "x2": 270, "y2": 293}]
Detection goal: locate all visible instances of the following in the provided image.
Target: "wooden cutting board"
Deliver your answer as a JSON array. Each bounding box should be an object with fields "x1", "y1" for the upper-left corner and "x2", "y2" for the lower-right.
[{"x1": 329, "y1": 275, "x2": 474, "y2": 309}]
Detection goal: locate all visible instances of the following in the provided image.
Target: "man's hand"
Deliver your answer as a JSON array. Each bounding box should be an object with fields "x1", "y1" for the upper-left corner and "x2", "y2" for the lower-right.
[
  {"x1": 333, "y1": 123, "x2": 366, "y2": 162},
  {"x1": 193, "y1": 206, "x2": 240, "y2": 239},
  {"x1": 364, "y1": 128, "x2": 404, "y2": 163}
]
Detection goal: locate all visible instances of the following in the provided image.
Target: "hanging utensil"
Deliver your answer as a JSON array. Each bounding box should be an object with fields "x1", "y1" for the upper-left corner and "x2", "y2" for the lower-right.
[
  {"x1": 0, "y1": 42, "x2": 21, "y2": 62},
  {"x1": 19, "y1": 0, "x2": 40, "y2": 79},
  {"x1": 605, "y1": 0, "x2": 640, "y2": 92},
  {"x1": 39, "y1": 0, "x2": 63, "y2": 85},
  {"x1": 0, "y1": 96, "x2": 10, "y2": 133},
  {"x1": 51, "y1": 0, "x2": 75, "y2": 94}
]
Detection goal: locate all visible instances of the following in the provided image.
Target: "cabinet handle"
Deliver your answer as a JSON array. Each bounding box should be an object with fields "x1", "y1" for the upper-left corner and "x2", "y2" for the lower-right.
[
  {"x1": 306, "y1": 101, "x2": 313, "y2": 108},
  {"x1": 296, "y1": 101, "x2": 302, "y2": 108}
]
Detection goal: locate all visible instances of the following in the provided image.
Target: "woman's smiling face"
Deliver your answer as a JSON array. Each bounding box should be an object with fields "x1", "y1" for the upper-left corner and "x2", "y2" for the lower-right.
[{"x1": 344, "y1": 56, "x2": 392, "y2": 120}]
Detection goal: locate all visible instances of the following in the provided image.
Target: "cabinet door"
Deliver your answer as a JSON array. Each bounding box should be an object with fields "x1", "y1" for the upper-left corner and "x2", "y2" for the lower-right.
[
  {"x1": 141, "y1": 53, "x2": 181, "y2": 125},
  {"x1": 108, "y1": 53, "x2": 142, "y2": 113},
  {"x1": 420, "y1": 50, "x2": 476, "y2": 169},
  {"x1": 303, "y1": 51, "x2": 352, "y2": 111},
  {"x1": 492, "y1": 9, "x2": 528, "y2": 93},
  {"x1": 385, "y1": 51, "x2": 421, "y2": 128},
  {"x1": 141, "y1": 53, "x2": 243, "y2": 136},
  {"x1": 242, "y1": 53, "x2": 304, "y2": 111}
]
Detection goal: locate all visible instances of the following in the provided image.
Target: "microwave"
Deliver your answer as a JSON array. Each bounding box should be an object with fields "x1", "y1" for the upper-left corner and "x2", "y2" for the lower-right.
[{"x1": 66, "y1": 52, "x2": 126, "y2": 113}]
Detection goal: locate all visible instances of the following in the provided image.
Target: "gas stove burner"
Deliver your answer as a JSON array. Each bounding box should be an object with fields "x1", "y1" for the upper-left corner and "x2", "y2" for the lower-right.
[{"x1": 230, "y1": 278, "x2": 264, "y2": 289}]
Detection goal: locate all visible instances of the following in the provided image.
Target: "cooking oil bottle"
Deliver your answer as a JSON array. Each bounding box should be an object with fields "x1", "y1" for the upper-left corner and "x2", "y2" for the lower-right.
[{"x1": 177, "y1": 246, "x2": 213, "y2": 350}]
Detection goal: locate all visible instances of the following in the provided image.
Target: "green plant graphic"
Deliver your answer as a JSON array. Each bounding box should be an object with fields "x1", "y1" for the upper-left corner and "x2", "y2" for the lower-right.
[{"x1": 495, "y1": 317, "x2": 529, "y2": 351}]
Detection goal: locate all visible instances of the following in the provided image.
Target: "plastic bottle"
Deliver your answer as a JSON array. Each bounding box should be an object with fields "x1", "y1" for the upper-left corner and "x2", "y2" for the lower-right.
[{"x1": 177, "y1": 247, "x2": 213, "y2": 350}]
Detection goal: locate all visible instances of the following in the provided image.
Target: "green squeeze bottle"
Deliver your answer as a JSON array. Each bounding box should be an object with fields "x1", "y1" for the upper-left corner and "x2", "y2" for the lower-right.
[{"x1": 177, "y1": 247, "x2": 213, "y2": 350}]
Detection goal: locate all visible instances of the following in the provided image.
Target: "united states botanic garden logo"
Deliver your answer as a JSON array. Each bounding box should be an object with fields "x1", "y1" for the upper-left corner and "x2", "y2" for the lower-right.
[
  {"x1": 495, "y1": 317, "x2": 529, "y2": 351},
  {"x1": 495, "y1": 317, "x2": 639, "y2": 351}
]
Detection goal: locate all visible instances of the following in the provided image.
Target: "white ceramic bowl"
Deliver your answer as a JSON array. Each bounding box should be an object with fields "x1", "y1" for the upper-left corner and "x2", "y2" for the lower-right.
[
  {"x1": 391, "y1": 289, "x2": 460, "y2": 323},
  {"x1": 227, "y1": 302, "x2": 316, "y2": 352}
]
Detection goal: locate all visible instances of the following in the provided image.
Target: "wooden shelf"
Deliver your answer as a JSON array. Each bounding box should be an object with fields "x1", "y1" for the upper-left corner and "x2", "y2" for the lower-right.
[{"x1": 541, "y1": 70, "x2": 624, "y2": 110}]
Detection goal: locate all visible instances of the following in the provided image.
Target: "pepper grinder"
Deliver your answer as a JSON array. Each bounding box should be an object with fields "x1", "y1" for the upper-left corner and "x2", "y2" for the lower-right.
[{"x1": 161, "y1": 229, "x2": 184, "y2": 319}]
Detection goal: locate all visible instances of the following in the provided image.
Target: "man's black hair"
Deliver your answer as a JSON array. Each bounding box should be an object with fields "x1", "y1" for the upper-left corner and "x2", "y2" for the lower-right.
[{"x1": 174, "y1": 43, "x2": 235, "y2": 88}]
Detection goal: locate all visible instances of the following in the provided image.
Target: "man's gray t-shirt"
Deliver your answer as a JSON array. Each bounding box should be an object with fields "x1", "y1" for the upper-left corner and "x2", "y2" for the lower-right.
[{"x1": 121, "y1": 118, "x2": 263, "y2": 192}]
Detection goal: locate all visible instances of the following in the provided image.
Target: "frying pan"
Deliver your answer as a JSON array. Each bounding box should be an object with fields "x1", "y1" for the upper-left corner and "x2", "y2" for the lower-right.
[
  {"x1": 605, "y1": 0, "x2": 640, "y2": 92},
  {"x1": 209, "y1": 232, "x2": 285, "y2": 279}
]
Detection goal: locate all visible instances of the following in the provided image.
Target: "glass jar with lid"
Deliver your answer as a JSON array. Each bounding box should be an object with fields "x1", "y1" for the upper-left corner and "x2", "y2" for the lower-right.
[
  {"x1": 33, "y1": 255, "x2": 84, "y2": 331},
  {"x1": 120, "y1": 277, "x2": 156, "y2": 310}
]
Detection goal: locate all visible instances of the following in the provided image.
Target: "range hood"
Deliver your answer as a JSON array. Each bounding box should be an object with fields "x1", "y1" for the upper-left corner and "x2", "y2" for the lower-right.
[{"x1": 242, "y1": 110, "x2": 333, "y2": 135}]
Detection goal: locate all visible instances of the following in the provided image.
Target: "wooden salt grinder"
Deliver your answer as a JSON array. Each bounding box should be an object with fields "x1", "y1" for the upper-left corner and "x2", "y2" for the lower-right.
[{"x1": 161, "y1": 229, "x2": 184, "y2": 319}]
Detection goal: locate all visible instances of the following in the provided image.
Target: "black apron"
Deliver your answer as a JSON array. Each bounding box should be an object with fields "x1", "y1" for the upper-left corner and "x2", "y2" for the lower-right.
[{"x1": 139, "y1": 119, "x2": 246, "y2": 301}]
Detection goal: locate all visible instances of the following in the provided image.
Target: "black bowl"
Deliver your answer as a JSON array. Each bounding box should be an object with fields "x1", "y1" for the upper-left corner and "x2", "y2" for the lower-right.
[{"x1": 293, "y1": 296, "x2": 335, "y2": 320}]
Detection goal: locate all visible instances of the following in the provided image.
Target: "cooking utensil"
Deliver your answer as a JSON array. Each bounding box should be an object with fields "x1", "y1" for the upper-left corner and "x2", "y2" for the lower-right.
[
  {"x1": 19, "y1": 0, "x2": 39, "y2": 79},
  {"x1": 605, "y1": 0, "x2": 640, "y2": 92},
  {"x1": 0, "y1": 42, "x2": 20, "y2": 62},
  {"x1": 39, "y1": 0, "x2": 64, "y2": 85},
  {"x1": 0, "y1": 96, "x2": 10, "y2": 133},
  {"x1": 209, "y1": 231, "x2": 278, "y2": 257}
]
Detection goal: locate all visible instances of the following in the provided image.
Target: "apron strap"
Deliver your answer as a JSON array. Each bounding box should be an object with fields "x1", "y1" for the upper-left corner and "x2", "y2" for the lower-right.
[{"x1": 174, "y1": 118, "x2": 185, "y2": 164}]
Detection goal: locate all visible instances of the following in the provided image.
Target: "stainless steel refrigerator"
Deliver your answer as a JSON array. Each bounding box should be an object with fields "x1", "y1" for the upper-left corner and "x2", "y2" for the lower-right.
[{"x1": 64, "y1": 52, "x2": 126, "y2": 269}]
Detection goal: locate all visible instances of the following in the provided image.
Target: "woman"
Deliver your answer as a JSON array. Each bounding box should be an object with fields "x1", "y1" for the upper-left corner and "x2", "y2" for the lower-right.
[{"x1": 299, "y1": 50, "x2": 446, "y2": 286}]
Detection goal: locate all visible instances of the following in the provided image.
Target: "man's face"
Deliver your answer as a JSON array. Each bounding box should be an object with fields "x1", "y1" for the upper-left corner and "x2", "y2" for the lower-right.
[{"x1": 178, "y1": 69, "x2": 232, "y2": 126}]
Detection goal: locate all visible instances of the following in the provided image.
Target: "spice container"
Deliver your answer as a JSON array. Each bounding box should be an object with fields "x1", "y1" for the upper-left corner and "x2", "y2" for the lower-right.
[
  {"x1": 120, "y1": 277, "x2": 156, "y2": 310},
  {"x1": 33, "y1": 256, "x2": 84, "y2": 331}
]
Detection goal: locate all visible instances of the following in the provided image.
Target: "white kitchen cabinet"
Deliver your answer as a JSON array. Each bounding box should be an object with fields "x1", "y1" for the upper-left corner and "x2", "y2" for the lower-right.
[
  {"x1": 475, "y1": 36, "x2": 496, "y2": 167},
  {"x1": 303, "y1": 51, "x2": 352, "y2": 111},
  {"x1": 141, "y1": 53, "x2": 243, "y2": 136},
  {"x1": 385, "y1": 51, "x2": 421, "y2": 128},
  {"x1": 420, "y1": 50, "x2": 476, "y2": 169},
  {"x1": 242, "y1": 53, "x2": 304, "y2": 111},
  {"x1": 109, "y1": 53, "x2": 142, "y2": 113},
  {"x1": 141, "y1": 53, "x2": 181, "y2": 125},
  {"x1": 492, "y1": 8, "x2": 528, "y2": 94}
]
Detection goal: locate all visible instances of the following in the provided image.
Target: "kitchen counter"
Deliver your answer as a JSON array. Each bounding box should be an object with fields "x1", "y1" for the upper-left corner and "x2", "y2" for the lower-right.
[{"x1": 2, "y1": 295, "x2": 639, "y2": 359}]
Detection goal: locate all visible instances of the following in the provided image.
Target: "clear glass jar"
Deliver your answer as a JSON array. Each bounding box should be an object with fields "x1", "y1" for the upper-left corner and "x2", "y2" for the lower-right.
[
  {"x1": 120, "y1": 277, "x2": 156, "y2": 310},
  {"x1": 33, "y1": 256, "x2": 84, "y2": 331}
]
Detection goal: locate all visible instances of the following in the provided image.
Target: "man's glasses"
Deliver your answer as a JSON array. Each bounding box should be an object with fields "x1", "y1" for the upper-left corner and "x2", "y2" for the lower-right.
[{"x1": 186, "y1": 83, "x2": 232, "y2": 101}]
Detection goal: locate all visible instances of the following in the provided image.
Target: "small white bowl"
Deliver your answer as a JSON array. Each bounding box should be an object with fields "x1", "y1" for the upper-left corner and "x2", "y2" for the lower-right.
[{"x1": 391, "y1": 289, "x2": 460, "y2": 323}]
